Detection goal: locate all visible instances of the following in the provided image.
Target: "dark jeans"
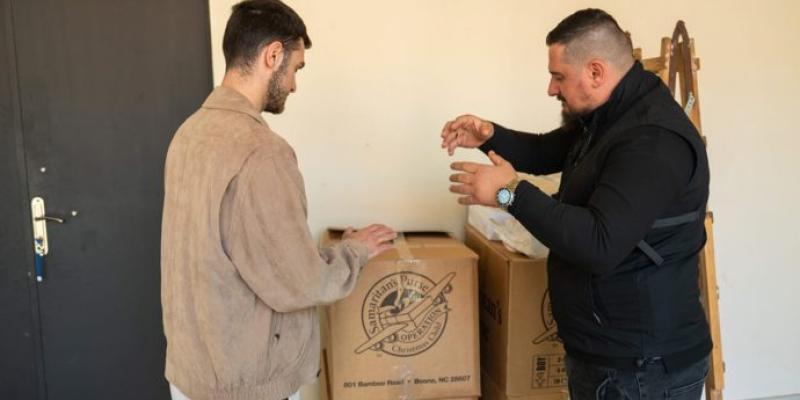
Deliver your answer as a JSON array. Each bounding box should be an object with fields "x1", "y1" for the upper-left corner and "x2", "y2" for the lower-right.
[{"x1": 565, "y1": 354, "x2": 709, "y2": 400}]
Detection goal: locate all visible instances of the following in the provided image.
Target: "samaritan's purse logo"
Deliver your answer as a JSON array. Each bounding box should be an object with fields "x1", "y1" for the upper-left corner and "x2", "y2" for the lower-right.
[
  {"x1": 532, "y1": 289, "x2": 560, "y2": 344},
  {"x1": 356, "y1": 271, "x2": 455, "y2": 356}
]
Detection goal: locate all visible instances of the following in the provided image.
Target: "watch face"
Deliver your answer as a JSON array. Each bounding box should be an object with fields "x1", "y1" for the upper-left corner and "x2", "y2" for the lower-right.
[{"x1": 497, "y1": 188, "x2": 512, "y2": 205}]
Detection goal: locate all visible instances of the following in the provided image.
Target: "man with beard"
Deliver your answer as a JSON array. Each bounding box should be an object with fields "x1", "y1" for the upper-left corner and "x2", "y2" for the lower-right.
[
  {"x1": 442, "y1": 9, "x2": 711, "y2": 400},
  {"x1": 161, "y1": 1, "x2": 396, "y2": 399}
]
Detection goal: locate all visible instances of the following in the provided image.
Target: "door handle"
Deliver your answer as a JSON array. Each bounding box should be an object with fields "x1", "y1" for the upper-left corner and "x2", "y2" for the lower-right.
[
  {"x1": 30, "y1": 197, "x2": 65, "y2": 282},
  {"x1": 35, "y1": 216, "x2": 65, "y2": 224}
]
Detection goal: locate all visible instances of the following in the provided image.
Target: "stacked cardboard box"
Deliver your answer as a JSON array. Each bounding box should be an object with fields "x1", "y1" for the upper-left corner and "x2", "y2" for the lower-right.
[
  {"x1": 464, "y1": 224, "x2": 569, "y2": 400},
  {"x1": 480, "y1": 371, "x2": 567, "y2": 400},
  {"x1": 322, "y1": 230, "x2": 481, "y2": 400}
]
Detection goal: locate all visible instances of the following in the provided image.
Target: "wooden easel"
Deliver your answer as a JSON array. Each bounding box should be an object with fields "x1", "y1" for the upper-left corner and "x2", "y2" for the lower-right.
[{"x1": 634, "y1": 21, "x2": 725, "y2": 400}]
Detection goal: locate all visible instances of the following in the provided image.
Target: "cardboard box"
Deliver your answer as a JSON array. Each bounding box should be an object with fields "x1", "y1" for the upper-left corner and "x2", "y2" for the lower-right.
[
  {"x1": 464, "y1": 224, "x2": 568, "y2": 398},
  {"x1": 321, "y1": 349, "x2": 477, "y2": 400},
  {"x1": 481, "y1": 371, "x2": 568, "y2": 400},
  {"x1": 322, "y1": 230, "x2": 481, "y2": 400}
]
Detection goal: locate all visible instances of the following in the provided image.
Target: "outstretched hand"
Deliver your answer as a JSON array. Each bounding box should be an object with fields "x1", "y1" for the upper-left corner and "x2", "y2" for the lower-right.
[{"x1": 449, "y1": 151, "x2": 517, "y2": 206}]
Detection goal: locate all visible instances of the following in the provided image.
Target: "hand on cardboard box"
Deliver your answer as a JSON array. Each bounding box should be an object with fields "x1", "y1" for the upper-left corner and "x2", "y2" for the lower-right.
[{"x1": 343, "y1": 224, "x2": 397, "y2": 259}]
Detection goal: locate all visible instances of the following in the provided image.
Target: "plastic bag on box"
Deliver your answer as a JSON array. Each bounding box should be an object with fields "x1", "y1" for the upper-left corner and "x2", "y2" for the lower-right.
[
  {"x1": 467, "y1": 205, "x2": 548, "y2": 258},
  {"x1": 466, "y1": 173, "x2": 558, "y2": 257}
]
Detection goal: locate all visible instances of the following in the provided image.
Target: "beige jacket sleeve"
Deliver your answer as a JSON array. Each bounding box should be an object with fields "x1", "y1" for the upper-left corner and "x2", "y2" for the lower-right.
[{"x1": 220, "y1": 142, "x2": 369, "y2": 312}]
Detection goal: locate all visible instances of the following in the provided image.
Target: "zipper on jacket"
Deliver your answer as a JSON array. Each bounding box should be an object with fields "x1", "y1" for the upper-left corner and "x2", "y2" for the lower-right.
[{"x1": 586, "y1": 278, "x2": 605, "y2": 327}]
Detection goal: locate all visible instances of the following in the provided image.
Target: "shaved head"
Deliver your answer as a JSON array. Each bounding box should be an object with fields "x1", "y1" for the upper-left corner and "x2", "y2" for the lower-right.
[{"x1": 546, "y1": 9, "x2": 633, "y2": 71}]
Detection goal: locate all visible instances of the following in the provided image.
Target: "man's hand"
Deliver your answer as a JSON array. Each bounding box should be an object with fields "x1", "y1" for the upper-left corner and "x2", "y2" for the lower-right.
[
  {"x1": 449, "y1": 151, "x2": 517, "y2": 206},
  {"x1": 440, "y1": 114, "x2": 494, "y2": 156},
  {"x1": 343, "y1": 224, "x2": 397, "y2": 259}
]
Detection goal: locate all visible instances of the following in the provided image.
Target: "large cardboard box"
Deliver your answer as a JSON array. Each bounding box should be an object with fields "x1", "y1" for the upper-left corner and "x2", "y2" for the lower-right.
[
  {"x1": 320, "y1": 349, "x2": 478, "y2": 400},
  {"x1": 464, "y1": 224, "x2": 568, "y2": 398},
  {"x1": 480, "y1": 371, "x2": 568, "y2": 400},
  {"x1": 322, "y1": 230, "x2": 481, "y2": 400}
]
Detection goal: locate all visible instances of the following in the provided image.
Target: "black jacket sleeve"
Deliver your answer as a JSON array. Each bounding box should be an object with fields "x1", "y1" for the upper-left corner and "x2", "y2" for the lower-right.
[
  {"x1": 478, "y1": 123, "x2": 577, "y2": 175},
  {"x1": 507, "y1": 128, "x2": 695, "y2": 275}
]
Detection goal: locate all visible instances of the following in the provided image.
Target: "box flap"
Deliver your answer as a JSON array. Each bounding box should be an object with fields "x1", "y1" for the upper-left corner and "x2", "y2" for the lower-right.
[{"x1": 323, "y1": 228, "x2": 478, "y2": 262}]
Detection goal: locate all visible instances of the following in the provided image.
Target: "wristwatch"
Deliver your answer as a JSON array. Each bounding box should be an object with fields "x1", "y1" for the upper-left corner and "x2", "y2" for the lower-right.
[{"x1": 496, "y1": 178, "x2": 520, "y2": 210}]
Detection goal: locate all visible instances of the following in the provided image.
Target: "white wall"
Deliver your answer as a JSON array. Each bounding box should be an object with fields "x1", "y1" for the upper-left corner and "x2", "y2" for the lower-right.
[{"x1": 208, "y1": 1, "x2": 800, "y2": 399}]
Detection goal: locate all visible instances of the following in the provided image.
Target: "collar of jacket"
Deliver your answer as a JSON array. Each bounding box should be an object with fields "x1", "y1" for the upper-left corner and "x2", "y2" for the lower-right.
[
  {"x1": 201, "y1": 85, "x2": 269, "y2": 127},
  {"x1": 580, "y1": 61, "x2": 661, "y2": 136}
]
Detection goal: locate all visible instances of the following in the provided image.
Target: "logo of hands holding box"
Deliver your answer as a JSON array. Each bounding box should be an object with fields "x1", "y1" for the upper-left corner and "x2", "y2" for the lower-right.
[{"x1": 357, "y1": 272, "x2": 454, "y2": 357}]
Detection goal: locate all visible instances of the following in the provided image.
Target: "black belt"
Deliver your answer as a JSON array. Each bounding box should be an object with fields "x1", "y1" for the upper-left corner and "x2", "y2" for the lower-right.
[{"x1": 637, "y1": 210, "x2": 703, "y2": 266}]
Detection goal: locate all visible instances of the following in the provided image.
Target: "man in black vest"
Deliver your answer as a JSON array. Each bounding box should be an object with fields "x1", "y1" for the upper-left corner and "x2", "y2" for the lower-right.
[{"x1": 442, "y1": 9, "x2": 711, "y2": 399}]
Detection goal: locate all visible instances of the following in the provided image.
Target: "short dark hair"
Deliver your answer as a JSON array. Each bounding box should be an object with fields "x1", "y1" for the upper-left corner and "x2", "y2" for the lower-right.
[
  {"x1": 223, "y1": 0, "x2": 312, "y2": 71},
  {"x1": 546, "y1": 9, "x2": 632, "y2": 68}
]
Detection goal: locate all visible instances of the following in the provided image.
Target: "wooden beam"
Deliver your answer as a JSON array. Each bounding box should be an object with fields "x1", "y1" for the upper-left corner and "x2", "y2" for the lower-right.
[{"x1": 700, "y1": 213, "x2": 725, "y2": 395}]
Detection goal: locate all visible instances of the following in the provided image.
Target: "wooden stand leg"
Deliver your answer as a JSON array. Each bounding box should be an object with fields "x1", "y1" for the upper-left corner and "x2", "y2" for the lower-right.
[{"x1": 700, "y1": 213, "x2": 725, "y2": 399}]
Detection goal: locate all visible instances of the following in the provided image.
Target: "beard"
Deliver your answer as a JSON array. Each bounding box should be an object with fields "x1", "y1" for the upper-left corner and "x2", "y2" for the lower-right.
[
  {"x1": 559, "y1": 95, "x2": 582, "y2": 133},
  {"x1": 263, "y1": 60, "x2": 291, "y2": 114}
]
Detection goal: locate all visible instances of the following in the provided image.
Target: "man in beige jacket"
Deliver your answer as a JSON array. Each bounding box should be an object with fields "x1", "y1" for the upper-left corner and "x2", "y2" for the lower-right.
[{"x1": 161, "y1": 1, "x2": 396, "y2": 399}]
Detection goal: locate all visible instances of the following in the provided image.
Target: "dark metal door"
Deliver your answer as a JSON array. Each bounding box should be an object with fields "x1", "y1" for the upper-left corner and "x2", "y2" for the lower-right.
[{"x1": 0, "y1": 1, "x2": 213, "y2": 398}]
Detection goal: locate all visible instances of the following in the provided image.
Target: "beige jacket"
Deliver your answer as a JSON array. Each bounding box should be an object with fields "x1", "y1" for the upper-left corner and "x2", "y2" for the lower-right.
[{"x1": 161, "y1": 86, "x2": 368, "y2": 400}]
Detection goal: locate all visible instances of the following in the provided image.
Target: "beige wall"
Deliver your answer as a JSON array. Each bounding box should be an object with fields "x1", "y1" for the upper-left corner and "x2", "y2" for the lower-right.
[{"x1": 208, "y1": 1, "x2": 800, "y2": 399}]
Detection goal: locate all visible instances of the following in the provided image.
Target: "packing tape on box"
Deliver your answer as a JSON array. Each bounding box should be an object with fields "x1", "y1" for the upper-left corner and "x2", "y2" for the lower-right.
[
  {"x1": 391, "y1": 234, "x2": 419, "y2": 400},
  {"x1": 394, "y1": 233, "x2": 416, "y2": 262},
  {"x1": 394, "y1": 233, "x2": 463, "y2": 259}
]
